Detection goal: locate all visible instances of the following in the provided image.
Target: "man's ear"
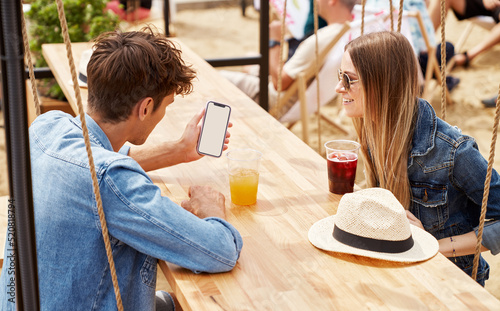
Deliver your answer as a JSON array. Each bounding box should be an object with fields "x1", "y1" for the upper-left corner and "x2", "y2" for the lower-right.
[{"x1": 137, "y1": 97, "x2": 154, "y2": 121}]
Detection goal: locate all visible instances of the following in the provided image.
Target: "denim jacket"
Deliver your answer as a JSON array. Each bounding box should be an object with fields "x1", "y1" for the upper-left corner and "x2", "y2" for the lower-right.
[
  {"x1": 0, "y1": 112, "x2": 243, "y2": 310},
  {"x1": 408, "y1": 99, "x2": 500, "y2": 285}
]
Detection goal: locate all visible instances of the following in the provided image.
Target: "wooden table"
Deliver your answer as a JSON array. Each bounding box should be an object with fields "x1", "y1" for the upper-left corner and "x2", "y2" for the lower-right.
[
  {"x1": 42, "y1": 42, "x2": 500, "y2": 310},
  {"x1": 42, "y1": 43, "x2": 89, "y2": 115}
]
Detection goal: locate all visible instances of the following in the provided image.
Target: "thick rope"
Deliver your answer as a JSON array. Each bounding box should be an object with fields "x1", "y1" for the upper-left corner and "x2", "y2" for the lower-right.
[
  {"x1": 472, "y1": 87, "x2": 500, "y2": 280},
  {"x1": 389, "y1": 0, "x2": 394, "y2": 31},
  {"x1": 397, "y1": 0, "x2": 404, "y2": 33},
  {"x1": 54, "y1": 0, "x2": 123, "y2": 309},
  {"x1": 312, "y1": 0, "x2": 321, "y2": 152},
  {"x1": 275, "y1": 0, "x2": 288, "y2": 112},
  {"x1": 361, "y1": 0, "x2": 366, "y2": 35},
  {"x1": 20, "y1": 4, "x2": 41, "y2": 116},
  {"x1": 440, "y1": 0, "x2": 446, "y2": 120}
]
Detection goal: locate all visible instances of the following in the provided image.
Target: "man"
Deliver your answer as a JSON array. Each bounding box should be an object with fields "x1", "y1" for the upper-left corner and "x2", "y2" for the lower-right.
[
  {"x1": 0, "y1": 27, "x2": 243, "y2": 310},
  {"x1": 428, "y1": 0, "x2": 500, "y2": 67},
  {"x1": 221, "y1": 0, "x2": 357, "y2": 121}
]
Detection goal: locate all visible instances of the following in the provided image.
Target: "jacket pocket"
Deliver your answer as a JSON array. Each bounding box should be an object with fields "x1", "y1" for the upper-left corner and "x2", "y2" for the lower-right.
[
  {"x1": 141, "y1": 255, "x2": 158, "y2": 288},
  {"x1": 410, "y1": 183, "x2": 449, "y2": 232}
]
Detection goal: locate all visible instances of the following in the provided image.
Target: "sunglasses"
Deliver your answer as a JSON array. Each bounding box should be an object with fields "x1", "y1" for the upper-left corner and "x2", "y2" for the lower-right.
[{"x1": 338, "y1": 69, "x2": 359, "y2": 91}]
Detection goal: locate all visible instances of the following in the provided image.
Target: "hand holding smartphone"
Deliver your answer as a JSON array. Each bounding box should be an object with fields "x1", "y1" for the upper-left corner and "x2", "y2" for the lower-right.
[{"x1": 197, "y1": 101, "x2": 231, "y2": 157}]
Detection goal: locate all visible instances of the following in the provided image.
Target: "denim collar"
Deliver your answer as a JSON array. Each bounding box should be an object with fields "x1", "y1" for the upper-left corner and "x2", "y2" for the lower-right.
[
  {"x1": 408, "y1": 99, "x2": 437, "y2": 165},
  {"x1": 71, "y1": 114, "x2": 114, "y2": 151}
]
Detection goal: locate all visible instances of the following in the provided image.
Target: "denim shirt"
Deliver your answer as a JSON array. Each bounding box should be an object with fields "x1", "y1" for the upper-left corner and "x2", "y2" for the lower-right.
[
  {"x1": 0, "y1": 111, "x2": 243, "y2": 310},
  {"x1": 408, "y1": 99, "x2": 500, "y2": 285}
]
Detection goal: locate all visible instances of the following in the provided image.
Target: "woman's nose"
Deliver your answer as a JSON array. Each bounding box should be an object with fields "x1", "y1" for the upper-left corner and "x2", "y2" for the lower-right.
[{"x1": 335, "y1": 79, "x2": 345, "y2": 94}]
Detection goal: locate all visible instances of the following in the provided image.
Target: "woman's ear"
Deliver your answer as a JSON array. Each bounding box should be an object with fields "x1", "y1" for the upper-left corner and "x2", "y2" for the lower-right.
[{"x1": 137, "y1": 97, "x2": 154, "y2": 121}]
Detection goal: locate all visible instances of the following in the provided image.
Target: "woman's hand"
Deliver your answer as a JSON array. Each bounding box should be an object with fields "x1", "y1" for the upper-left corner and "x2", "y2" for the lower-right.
[{"x1": 406, "y1": 210, "x2": 424, "y2": 230}]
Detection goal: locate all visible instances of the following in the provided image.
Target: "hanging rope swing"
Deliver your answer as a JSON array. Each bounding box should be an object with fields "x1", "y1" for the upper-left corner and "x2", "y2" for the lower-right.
[
  {"x1": 311, "y1": 0, "x2": 322, "y2": 152},
  {"x1": 20, "y1": 0, "x2": 124, "y2": 309},
  {"x1": 20, "y1": 4, "x2": 41, "y2": 117},
  {"x1": 275, "y1": 0, "x2": 288, "y2": 120},
  {"x1": 439, "y1": 0, "x2": 447, "y2": 120},
  {"x1": 473, "y1": 90, "x2": 500, "y2": 280},
  {"x1": 436, "y1": 0, "x2": 500, "y2": 281},
  {"x1": 274, "y1": 0, "x2": 324, "y2": 152}
]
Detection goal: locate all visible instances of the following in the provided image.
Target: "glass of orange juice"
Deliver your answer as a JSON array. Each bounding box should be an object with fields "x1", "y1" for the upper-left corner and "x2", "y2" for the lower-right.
[{"x1": 226, "y1": 149, "x2": 262, "y2": 205}]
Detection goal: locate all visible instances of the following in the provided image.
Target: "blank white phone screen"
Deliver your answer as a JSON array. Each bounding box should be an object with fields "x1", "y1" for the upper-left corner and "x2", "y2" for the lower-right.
[{"x1": 198, "y1": 102, "x2": 231, "y2": 157}]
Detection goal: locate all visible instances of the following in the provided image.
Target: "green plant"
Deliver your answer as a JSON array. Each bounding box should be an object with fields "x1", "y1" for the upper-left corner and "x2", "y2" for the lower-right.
[{"x1": 27, "y1": 0, "x2": 119, "y2": 99}]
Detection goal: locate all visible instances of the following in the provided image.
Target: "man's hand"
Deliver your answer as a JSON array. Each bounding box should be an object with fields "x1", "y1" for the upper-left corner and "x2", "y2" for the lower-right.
[
  {"x1": 177, "y1": 108, "x2": 205, "y2": 163},
  {"x1": 269, "y1": 20, "x2": 283, "y2": 41},
  {"x1": 177, "y1": 108, "x2": 232, "y2": 164},
  {"x1": 129, "y1": 108, "x2": 232, "y2": 171},
  {"x1": 181, "y1": 185, "x2": 227, "y2": 219},
  {"x1": 483, "y1": 0, "x2": 500, "y2": 10}
]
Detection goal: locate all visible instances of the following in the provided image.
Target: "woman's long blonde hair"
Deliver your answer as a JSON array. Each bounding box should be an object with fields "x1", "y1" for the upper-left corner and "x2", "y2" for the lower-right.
[{"x1": 345, "y1": 31, "x2": 419, "y2": 208}]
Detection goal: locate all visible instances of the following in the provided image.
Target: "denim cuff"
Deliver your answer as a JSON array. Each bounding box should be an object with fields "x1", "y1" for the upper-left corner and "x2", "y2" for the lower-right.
[
  {"x1": 118, "y1": 145, "x2": 131, "y2": 155},
  {"x1": 205, "y1": 217, "x2": 244, "y2": 259},
  {"x1": 476, "y1": 220, "x2": 500, "y2": 255}
]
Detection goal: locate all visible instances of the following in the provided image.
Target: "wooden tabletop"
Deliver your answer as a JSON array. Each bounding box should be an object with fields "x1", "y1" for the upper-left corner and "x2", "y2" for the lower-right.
[
  {"x1": 42, "y1": 43, "x2": 89, "y2": 115},
  {"x1": 42, "y1": 41, "x2": 500, "y2": 310}
]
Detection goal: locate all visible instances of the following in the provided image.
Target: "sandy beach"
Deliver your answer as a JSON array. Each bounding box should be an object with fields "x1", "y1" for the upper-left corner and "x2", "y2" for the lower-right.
[{"x1": 1, "y1": 1, "x2": 499, "y2": 301}]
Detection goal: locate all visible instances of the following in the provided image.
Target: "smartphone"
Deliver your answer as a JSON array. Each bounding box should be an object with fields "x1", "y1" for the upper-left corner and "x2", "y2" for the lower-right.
[{"x1": 197, "y1": 101, "x2": 232, "y2": 157}]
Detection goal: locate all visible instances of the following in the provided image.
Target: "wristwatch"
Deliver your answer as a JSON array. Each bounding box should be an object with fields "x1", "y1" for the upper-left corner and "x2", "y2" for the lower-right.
[{"x1": 269, "y1": 39, "x2": 281, "y2": 49}]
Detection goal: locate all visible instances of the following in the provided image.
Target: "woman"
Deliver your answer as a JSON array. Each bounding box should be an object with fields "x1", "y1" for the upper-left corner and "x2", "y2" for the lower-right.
[{"x1": 335, "y1": 31, "x2": 500, "y2": 285}]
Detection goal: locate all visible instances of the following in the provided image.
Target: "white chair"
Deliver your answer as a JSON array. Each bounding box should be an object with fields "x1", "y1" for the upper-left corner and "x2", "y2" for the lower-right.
[{"x1": 455, "y1": 16, "x2": 496, "y2": 53}]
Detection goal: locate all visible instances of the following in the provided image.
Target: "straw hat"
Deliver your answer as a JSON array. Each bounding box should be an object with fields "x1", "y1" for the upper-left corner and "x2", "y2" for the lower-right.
[
  {"x1": 308, "y1": 188, "x2": 438, "y2": 262},
  {"x1": 68, "y1": 49, "x2": 92, "y2": 88}
]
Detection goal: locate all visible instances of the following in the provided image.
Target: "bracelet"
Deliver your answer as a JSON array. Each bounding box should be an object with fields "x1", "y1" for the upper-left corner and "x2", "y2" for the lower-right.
[
  {"x1": 269, "y1": 39, "x2": 281, "y2": 49},
  {"x1": 450, "y1": 236, "x2": 457, "y2": 261}
]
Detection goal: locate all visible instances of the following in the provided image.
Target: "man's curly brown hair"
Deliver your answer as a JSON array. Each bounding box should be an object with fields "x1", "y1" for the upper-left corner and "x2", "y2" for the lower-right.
[{"x1": 87, "y1": 26, "x2": 196, "y2": 123}]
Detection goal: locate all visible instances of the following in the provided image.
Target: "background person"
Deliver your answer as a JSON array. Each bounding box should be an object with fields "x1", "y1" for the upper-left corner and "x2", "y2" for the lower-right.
[
  {"x1": 336, "y1": 31, "x2": 500, "y2": 286},
  {"x1": 107, "y1": 0, "x2": 152, "y2": 21},
  {"x1": 428, "y1": 0, "x2": 500, "y2": 67},
  {"x1": 482, "y1": 93, "x2": 499, "y2": 107},
  {"x1": 220, "y1": 0, "x2": 357, "y2": 119},
  {"x1": 287, "y1": 0, "x2": 328, "y2": 60},
  {"x1": 365, "y1": 0, "x2": 461, "y2": 91}
]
